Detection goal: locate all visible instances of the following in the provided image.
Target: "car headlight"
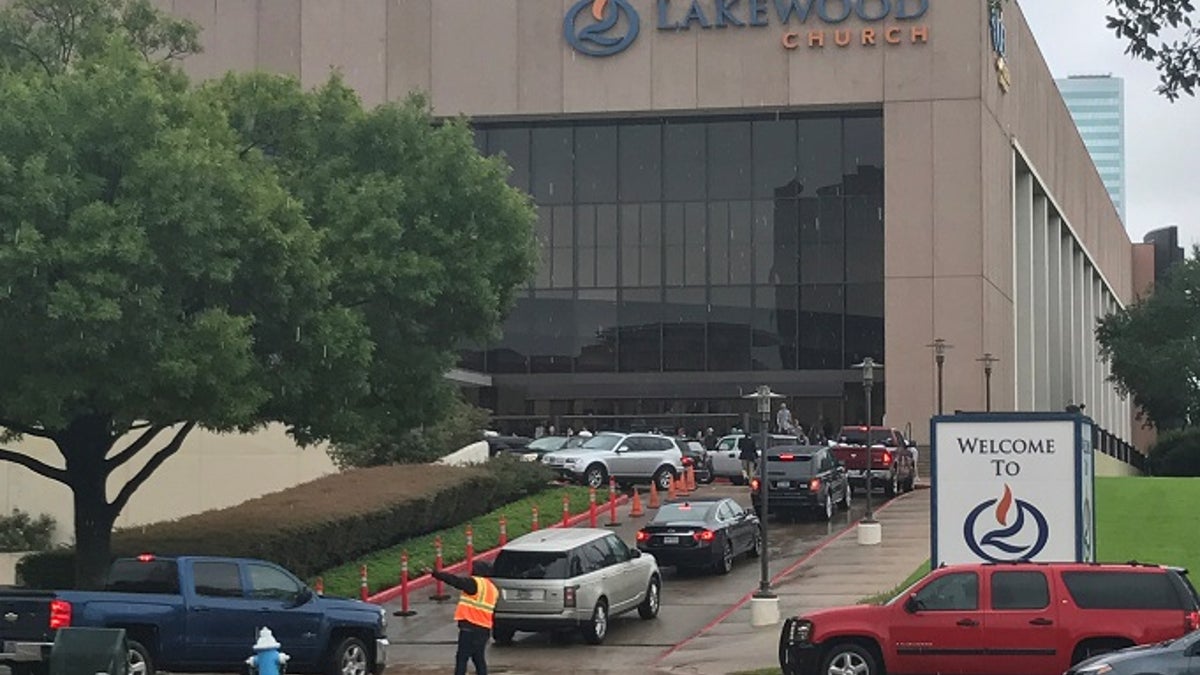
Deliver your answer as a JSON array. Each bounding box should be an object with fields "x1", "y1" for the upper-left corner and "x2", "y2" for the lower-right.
[
  {"x1": 786, "y1": 619, "x2": 813, "y2": 645},
  {"x1": 379, "y1": 607, "x2": 387, "y2": 630},
  {"x1": 1075, "y1": 665, "x2": 1112, "y2": 675}
]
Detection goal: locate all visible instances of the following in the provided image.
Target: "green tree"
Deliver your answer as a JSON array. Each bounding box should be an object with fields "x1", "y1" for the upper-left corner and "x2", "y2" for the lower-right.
[
  {"x1": 0, "y1": 0, "x2": 537, "y2": 588},
  {"x1": 1097, "y1": 247, "x2": 1200, "y2": 430},
  {"x1": 1106, "y1": 0, "x2": 1199, "y2": 100}
]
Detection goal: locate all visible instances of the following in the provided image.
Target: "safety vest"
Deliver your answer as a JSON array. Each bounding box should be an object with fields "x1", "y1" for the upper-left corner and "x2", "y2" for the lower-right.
[{"x1": 453, "y1": 577, "x2": 499, "y2": 629}]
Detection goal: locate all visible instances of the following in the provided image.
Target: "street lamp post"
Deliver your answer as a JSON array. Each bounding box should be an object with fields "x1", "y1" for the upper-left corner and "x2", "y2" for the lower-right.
[
  {"x1": 743, "y1": 385, "x2": 784, "y2": 627},
  {"x1": 977, "y1": 353, "x2": 1000, "y2": 412},
  {"x1": 853, "y1": 358, "x2": 884, "y2": 545},
  {"x1": 926, "y1": 339, "x2": 953, "y2": 415}
]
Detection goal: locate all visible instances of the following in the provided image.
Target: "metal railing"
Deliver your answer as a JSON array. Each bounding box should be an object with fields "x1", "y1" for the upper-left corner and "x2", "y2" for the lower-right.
[{"x1": 1092, "y1": 425, "x2": 1147, "y2": 473}]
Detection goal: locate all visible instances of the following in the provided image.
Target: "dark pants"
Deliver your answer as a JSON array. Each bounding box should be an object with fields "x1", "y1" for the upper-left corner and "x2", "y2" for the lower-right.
[{"x1": 454, "y1": 623, "x2": 490, "y2": 675}]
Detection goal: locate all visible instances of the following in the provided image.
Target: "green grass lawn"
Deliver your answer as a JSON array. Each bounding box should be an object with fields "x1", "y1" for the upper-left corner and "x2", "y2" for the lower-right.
[
  {"x1": 319, "y1": 486, "x2": 593, "y2": 598},
  {"x1": 859, "y1": 560, "x2": 931, "y2": 605},
  {"x1": 1097, "y1": 476, "x2": 1200, "y2": 573}
]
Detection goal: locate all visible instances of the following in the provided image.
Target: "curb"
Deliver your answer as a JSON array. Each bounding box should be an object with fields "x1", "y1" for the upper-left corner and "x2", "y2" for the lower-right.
[
  {"x1": 655, "y1": 489, "x2": 919, "y2": 664},
  {"x1": 367, "y1": 494, "x2": 632, "y2": 605}
]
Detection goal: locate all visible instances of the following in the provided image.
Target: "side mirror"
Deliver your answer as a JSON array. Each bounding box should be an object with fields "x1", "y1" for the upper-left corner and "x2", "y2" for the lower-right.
[
  {"x1": 629, "y1": 549, "x2": 642, "y2": 559},
  {"x1": 904, "y1": 594, "x2": 920, "y2": 614},
  {"x1": 293, "y1": 587, "x2": 314, "y2": 606}
]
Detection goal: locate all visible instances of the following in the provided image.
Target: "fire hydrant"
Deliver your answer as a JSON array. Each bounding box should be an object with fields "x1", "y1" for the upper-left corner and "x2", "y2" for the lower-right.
[{"x1": 246, "y1": 627, "x2": 290, "y2": 675}]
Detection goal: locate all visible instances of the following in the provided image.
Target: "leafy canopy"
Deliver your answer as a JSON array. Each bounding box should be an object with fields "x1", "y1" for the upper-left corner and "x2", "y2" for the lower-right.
[
  {"x1": 1107, "y1": 0, "x2": 1200, "y2": 100},
  {"x1": 1097, "y1": 247, "x2": 1200, "y2": 430}
]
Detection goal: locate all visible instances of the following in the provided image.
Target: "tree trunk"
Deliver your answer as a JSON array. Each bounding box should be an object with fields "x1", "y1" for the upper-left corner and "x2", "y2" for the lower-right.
[
  {"x1": 60, "y1": 416, "x2": 118, "y2": 590},
  {"x1": 72, "y1": 479, "x2": 116, "y2": 590}
]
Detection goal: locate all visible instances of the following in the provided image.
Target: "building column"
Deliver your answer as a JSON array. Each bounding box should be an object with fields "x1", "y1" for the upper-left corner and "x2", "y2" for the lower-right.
[
  {"x1": 1060, "y1": 232, "x2": 1075, "y2": 407},
  {"x1": 1088, "y1": 274, "x2": 1100, "y2": 425},
  {"x1": 1047, "y1": 216, "x2": 1063, "y2": 410},
  {"x1": 1015, "y1": 173, "x2": 1035, "y2": 410},
  {"x1": 1032, "y1": 195, "x2": 1050, "y2": 410},
  {"x1": 1074, "y1": 250, "x2": 1087, "y2": 409}
]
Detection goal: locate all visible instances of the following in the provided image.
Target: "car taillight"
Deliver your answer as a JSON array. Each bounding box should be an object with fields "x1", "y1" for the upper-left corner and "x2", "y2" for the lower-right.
[
  {"x1": 694, "y1": 530, "x2": 716, "y2": 543},
  {"x1": 564, "y1": 586, "x2": 578, "y2": 608},
  {"x1": 49, "y1": 599, "x2": 71, "y2": 630},
  {"x1": 778, "y1": 453, "x2": 795, "y2": 461},
  {"x1": 682, "y1": 457, "x2": 694, "y2": 466},
  {"x1": 636, "y1": 530, "x2": 650, "y2": 542},
  {"x1": 1187, "y1": 609, "x2": 1200, "y2": 631},
  {"x1": 809, "y1": 478, "x2": 821, "y2": 492},
  {"x1": 881, "y1": 451, "x2": 892, "y2": 466},
  {"x1": 750, "y1": 478, "x2": 760, "y2": 492}
]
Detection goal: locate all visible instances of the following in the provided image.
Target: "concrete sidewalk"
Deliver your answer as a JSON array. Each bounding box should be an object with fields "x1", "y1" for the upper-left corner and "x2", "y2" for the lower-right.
[{"x1": 655, "y1": 489, "x2": 932, "y2": 675}]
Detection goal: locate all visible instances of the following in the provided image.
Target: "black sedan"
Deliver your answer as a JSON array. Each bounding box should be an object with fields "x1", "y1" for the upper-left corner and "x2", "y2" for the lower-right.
[
  {"x1": 1067, "y1": 630, "x2": 1200, "y2": 674},
  {"x1": 635, "y1": 497, "x2": 760, "y2": 574}
]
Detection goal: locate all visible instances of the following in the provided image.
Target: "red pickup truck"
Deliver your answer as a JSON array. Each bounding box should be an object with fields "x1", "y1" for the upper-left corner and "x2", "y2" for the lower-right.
[
  {"x1": 829, "y1": 426, "x2": 915, "y2": 497},
  {"x1": 778, "y1": 561, "x2": 1200, "y2": 675}
]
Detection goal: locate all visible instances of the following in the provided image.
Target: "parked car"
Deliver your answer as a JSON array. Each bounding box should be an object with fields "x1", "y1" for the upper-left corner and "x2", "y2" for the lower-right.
[
  {"x1": 486, "y1": 434, "x2": 533, "y2": 458},
  {"x1": 677, "y1": 439, "x2": 716, "y2": 485},
  {"x1": 540, "y1": 432, "x2": 684, "y2": 490},
  {"x1": 490, "y1": 528, "x2": 660, "y2": 645},
  {"x1": 635, "y1": 498, "x2": 760, "y2": 574},
  {"x1": 518, "y1": 435, "x2": 586, "y2": 461},
  {"x1": 750, "y1": 445, "x2": 851, "y2": 521},
  {"x1": 778, "y1": 561, "x2": 1200, "y2": 675},
  {"x1": 830, "y1": 426, "x2": 915, "y2": 496},
  {"x1": 710, "y1": 433, "x2": 801, "y2": 484},
  {"x1": 0, "y1": 555, "x2": 388, "y2": 675},
  {"x1": 1068, "y1": 628, "x2": 1200, "y2": 674}
]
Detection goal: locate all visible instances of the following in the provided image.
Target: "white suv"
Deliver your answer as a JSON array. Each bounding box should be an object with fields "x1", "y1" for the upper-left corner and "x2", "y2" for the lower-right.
[{"x1": 541, "y1": 432, "x2": 684, "y2": 490}]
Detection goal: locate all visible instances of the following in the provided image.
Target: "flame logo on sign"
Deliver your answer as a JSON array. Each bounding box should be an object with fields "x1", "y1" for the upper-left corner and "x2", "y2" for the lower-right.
[
  {"x1": 963, "y1": 484, "x2": 1050, "y2": 562},
  {"x1": 564, "y1": 0, "x2": 640, "y2": 57}
]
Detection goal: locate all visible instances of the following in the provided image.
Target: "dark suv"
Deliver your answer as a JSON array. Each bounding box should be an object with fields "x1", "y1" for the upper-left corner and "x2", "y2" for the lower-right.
[
  {"x1": 750, "y1": 445, "x2": 851, "y2": 521},
  {"x1": 779, "y1": 561, "x2": 1200, "y2": 675}
]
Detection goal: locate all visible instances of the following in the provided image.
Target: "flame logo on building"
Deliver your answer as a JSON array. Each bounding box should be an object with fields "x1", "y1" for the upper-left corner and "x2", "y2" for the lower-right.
[
  {"x1": 564, "y1": 0, "x2": 640, "y2": 57},
  {"x1": 963, "y1": 484, "x2": 1050, "y2": 562}
]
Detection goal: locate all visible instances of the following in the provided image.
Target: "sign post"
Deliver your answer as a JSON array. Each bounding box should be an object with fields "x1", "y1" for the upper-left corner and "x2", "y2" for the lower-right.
[{"x1": 931, "y1": 412, "x2": 1096, "y2": 567}]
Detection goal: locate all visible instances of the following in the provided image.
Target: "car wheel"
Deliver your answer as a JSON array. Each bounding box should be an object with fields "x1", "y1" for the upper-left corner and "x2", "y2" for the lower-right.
[
  {"x1": 653, "y1": 466, "x2": 674, "y2": 492},
  {"x1": 638, "y1": 577, "x2": 661, "y2": 619},
  {"x1": 493, "y1": 625, "x2": 516, "y2": 646},
  {"x1": 128, "y1": 639, "x2": 155, "y2": 675},
  {"x1": 582, "y1": 599, "x2": 609, "y2": 644},
  {"x1": 748, "y1": 529, "x2": 762, "y2": 558},
  {"x1": 716, "y1": 539, "x2": 734, "y2": 575},
  {"x1": 699, "y1": 460, "x2": 716, "y2": 484},
  {"x1": 840, "y1": 484, "x2": 852, "y2": 510},
  {"x1": 820, "y1": 642, "x2": 878, "y2": 675},
  {"x1": 731, "y1": 475, "x2": 747, "y2": 486},
  {"x1": 585, "y1": 464, "x2": 608, "y2": 489},
  {"x1": 819, "y1": 492, "x2": 834, "y2": 521},
  {"x1": 884, "y1": 475, "x2": 897, "y2": 498},
  {"x1": 328, "y1": 636, "x2": 369, "y2": 675}
]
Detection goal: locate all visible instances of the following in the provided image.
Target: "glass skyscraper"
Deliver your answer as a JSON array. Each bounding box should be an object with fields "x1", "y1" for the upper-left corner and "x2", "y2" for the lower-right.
[{"x1": 1056, "y1": 75, "x2": 1127, "y2": 223}]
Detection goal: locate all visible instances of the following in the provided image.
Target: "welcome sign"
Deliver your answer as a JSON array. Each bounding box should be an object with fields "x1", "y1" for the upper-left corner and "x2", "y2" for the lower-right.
[{"x1": 930, "y1": 412, "x2": 1096, "y2": 567}]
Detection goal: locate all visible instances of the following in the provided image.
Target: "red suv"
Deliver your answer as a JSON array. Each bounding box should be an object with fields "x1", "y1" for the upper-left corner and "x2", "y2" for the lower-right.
[{"x1": 778, "y1": 562, "x2": 1200, "y2": 675}]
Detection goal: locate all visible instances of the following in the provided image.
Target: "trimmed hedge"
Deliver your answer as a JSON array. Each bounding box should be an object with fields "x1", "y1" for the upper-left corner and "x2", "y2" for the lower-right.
[
  {"x1": 1148, "y1": 427, "x2": 1200, "y2": 476},
  {"x1": 17, "y1": 456, "x2": 553, "y2": 589}
]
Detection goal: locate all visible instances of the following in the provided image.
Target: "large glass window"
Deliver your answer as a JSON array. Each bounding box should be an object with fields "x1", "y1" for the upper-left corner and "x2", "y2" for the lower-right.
[{"x1": 470, "y1": 113, "x2": 883, "y2": 376}]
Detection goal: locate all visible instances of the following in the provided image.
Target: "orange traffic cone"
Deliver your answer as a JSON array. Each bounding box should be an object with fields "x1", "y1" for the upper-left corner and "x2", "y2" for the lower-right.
[
  {"x1": 630, "y1": 487, "x2": 645, "y2": 517},
  {"x1": 668, "y1": 474, "x2": 677, "y2": 500},
  {"x1": 686, "y1": 466, "x2": 697, "y2": 492},
  {"x1": 677, "y1": 473, "x2": 689, "y2": 496},
  {"x1": 648, "y1": 480, "x2": 661, "y2": 508}
]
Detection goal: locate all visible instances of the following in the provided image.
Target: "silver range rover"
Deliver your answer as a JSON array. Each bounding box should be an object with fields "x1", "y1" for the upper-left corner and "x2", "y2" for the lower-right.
[{"x1": 490, "y1": 528, "x2": 661, "y2": 645}]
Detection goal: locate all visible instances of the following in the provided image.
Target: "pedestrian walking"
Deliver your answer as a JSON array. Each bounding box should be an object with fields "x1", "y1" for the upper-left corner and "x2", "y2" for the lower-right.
[
  {"x1": 703, "y1": 427, "x2": 718, "y2": 452},
  {"x1": 423, "y1": 561, "x2": 499, "y2": 675},
  {"x1": 738, "y1": 434, "x2": 759, "y2": 483},
  {"x1": 776, "y1": 403, "x2": 793, "y2": 434}
]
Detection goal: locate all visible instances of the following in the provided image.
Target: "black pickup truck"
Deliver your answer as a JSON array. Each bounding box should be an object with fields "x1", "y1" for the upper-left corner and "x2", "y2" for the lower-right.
[{"x1": 1, "y1": 555, "x2": 388, "y2": 675}]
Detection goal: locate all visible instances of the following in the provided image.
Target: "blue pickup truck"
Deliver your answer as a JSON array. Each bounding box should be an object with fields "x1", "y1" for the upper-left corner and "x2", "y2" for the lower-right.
[{"x1": 0, "y1": 555, "x2": 388, "y2": 675}]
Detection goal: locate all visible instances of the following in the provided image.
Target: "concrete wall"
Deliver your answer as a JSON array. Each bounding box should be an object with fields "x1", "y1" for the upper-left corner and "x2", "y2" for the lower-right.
[
  {"x1": 1096, "y1": 451, "x2": 1141, "y2": 477},
  {"x1": 1, "y1": 424, "x2": 337, "y2": 545}
]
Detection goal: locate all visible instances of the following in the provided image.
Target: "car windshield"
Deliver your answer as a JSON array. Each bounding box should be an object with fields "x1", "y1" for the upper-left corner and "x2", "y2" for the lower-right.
[
  {"x1": 493, "y1": 550, "x2": 570, "y2": 580},
  {"x1": 717, "y1": 437, "x2": 738, "y2": 451},
  {"x1": 528, "y1": 437, "x2": 567, "y2": 451},
  {"x1": 838, "y1": 429, "x2": 879, "y2": 445},
  {"x1": 565, "y1": 436, "x2": 588, "y2": 448},
  {"x1": 654, "y1": 502, "x2": 714, "y2": 523},
  {"x1": 580, "y1": 434, "x2": 622, "y2": 450}
]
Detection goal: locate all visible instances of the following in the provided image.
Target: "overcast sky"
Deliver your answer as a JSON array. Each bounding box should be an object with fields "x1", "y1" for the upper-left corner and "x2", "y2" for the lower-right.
[{"x1": 1020, "y1": 0, "x2": 1200, "y2": 248}]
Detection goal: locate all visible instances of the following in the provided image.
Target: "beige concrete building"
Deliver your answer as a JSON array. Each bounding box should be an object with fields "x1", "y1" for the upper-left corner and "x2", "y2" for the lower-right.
[{"x1": 162, "y1": 0, "x2": 1162, "y2": 451}]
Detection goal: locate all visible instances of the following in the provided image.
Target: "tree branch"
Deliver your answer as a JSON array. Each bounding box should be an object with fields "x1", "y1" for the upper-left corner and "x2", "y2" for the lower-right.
[
  {"x1": 0, "y1": 418, "x2": 56, "y2": 439},
  {"x1": 110, "y1": 422, "x2": 196, "y2": 514},
  {"x1": 105, "y1": 424, "x2": 168, "y2": 471},
  {"x1": 0, "y1": 447, "x2": 68, "y2": 483}
]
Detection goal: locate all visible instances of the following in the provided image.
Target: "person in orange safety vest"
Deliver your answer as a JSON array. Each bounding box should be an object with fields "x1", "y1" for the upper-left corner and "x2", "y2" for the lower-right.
[{"x1": 424, "y1": 561, "x2": 499, "y2": 675}]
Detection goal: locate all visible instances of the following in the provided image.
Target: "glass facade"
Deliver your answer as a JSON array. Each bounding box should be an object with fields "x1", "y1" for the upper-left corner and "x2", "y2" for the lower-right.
[
  {"x1": 1056, "y1": 76, "x2": 1126, "y2": 222},
  {"x1": 461, "y1": 112, "x2": 884, "y2": 432}
]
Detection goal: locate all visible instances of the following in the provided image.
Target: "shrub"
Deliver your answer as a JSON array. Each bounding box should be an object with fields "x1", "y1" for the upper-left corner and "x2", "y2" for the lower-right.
[
  {"x1": 1148, "y1": 427, "x2": 1200, "y2": 476},
  {"x1": 17, "y1": 456, "x2": 552, "y2": 589},
  {"x1": 0, "y1": 509, "x2": 55, "y2": 552}
]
